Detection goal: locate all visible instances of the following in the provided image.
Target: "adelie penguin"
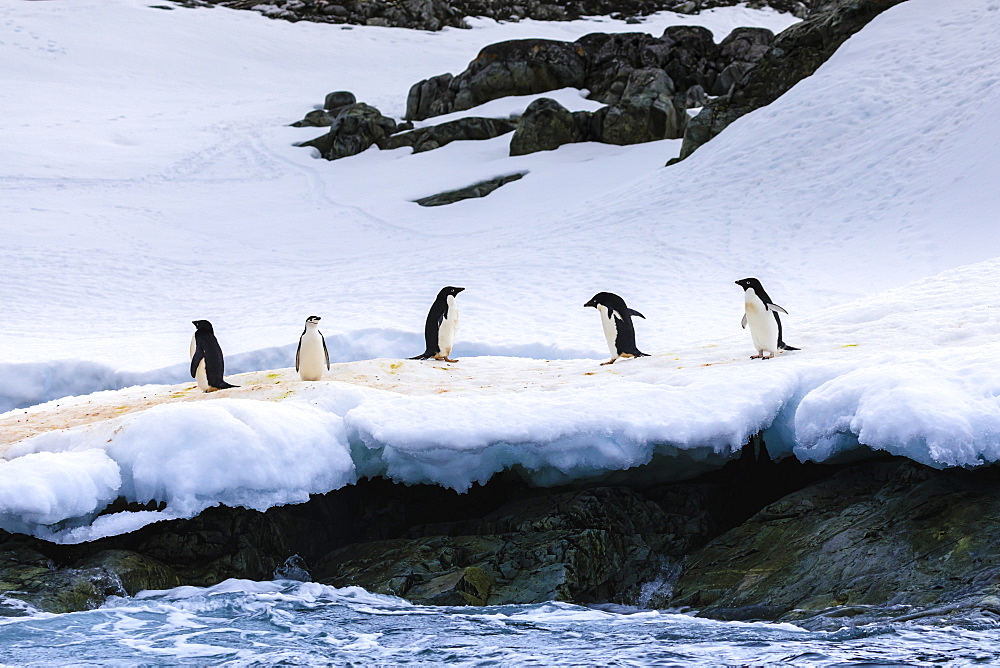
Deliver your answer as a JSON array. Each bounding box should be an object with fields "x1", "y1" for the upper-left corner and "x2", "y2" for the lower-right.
[
  {"x1": 584, "y1": 292, "x2": 649, "y2": 365},
  {"x1": 735, "y1": 277, "x2": 799, "y2": 359},
  {"x1": 296, "y1": 315, "x2": 330, "y2": 382},
  {"x1": 411, "y1": 286, "x2": 464, "y2": 363},
  {"x1": 190, "y1": 320, "x2": 239, "y2": 391}
]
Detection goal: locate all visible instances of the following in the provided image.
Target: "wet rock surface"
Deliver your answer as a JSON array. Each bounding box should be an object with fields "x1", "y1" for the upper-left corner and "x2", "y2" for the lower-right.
[
  {"x1": 672, "y1": 459, "x2": 1000, "y2": 628},
  {"x1": 190, "y1": 0, "x2": 817, "y2": 32},
  {"x1": 4, "y1": 446, "x2": 998, "y2": 626}
]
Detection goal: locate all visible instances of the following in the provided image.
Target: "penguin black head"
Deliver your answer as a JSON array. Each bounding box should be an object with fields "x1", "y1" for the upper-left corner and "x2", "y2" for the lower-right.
[
  {"x1": 438, "y1": 286, "x2": 465, "y2": 298},
  {"x1": 305, "y1": 315, "x2": 322, "y2": 324},
  {"x1": 735, "y1": 277, "x2": 763, "y2": 290},
  {"x1": 736, "y1": 278, "x2": 776, "y2": 305},
  {"x1": 584, "y1": 292, "x2": 615, "y2": 309},
  {"x1": 192, "y1": 319, "x2": 214, "y2": 332}
]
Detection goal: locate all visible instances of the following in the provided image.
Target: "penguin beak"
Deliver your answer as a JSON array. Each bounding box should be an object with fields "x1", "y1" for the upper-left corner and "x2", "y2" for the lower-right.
[
  {"x1": 584, "y1": 299, "x2": 596, "y2": 308},
  {"x1": 455, "y1": 287, "x2": 465, "y2": 294}
]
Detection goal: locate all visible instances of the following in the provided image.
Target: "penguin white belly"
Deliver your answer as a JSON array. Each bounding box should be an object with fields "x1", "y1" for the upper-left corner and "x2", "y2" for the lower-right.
[
  {"x1": 744, "y1": 291, "x2": 779, "y2": 355},
  {"x1": 298, "y1": 331, "x2": 327, "y2": 381},
  {"x1": 437, "y1": 295, "x2": 459, "y2": 357},
  {"x1": 597, "y1": 305, "x2": 619, "y2": 358},
  {"x1": 190, "y1": 334, "x2": 210, "y2": 391}
]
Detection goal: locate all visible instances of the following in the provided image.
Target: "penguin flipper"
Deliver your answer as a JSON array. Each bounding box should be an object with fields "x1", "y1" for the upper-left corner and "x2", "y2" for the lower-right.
[
  {"x1": 767, "y1": 303, "x2": 789, "y2": 315},
  {"x1": 628, "y1": 309, "x2": 646, "y2": 319},
  {"x1": 295, "y1": 340, "x2": 301, "y2": 372},
  {"x1": 190, "y1": 349, "x2": 204, "y2": 378},
  {"x1": 741, "y1": 313, "x2": 748, "y2": 329},
  {"x1": 322, "y1": 334, "x2": 330, "y2": 370}
]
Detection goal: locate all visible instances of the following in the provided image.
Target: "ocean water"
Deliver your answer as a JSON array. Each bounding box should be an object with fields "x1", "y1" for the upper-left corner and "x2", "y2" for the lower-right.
[{"x1": 0, "y1": 580, "x2": 998, "y2": 666}]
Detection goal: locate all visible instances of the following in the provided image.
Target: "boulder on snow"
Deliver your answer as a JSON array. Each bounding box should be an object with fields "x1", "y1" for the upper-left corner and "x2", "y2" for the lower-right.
[
  {"x1": 598, "y1": 66, "x2": 684, "y2": 144},
  {"x1": 324, "y1": 90, "x2": 357, "y2": 111},
  {"x1": 300, "y1": 102, "x2": 397, "y2": 160},
  {"x1": 406, "y1": 39, "x2": 588, "y2": 121},
  {"x1": 509, "y1": 97, "x2": 580, "y2": 155}
]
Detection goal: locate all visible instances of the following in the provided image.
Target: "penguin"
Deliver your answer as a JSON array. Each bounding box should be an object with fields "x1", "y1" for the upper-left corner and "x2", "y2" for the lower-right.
[
  {"x1": 410, "y1": 286, "x2": 464, "y2": 363},
  {"x1": 735, "y1": 278, "x2": 799, "y2": 359},
  {"x1": 190, "y1": 320, "x2": 239, "y2": 391},
  {"x1": 296, "y1": 315, "x2": 330, "y2": 381},
  {"x1": 584, "y1": 292, "x2": 649, "y2": 365}
]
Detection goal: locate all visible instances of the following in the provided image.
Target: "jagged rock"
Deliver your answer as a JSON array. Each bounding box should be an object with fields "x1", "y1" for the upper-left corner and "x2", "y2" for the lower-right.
[
  {"x1": 670, "y1": 460, "x2": 1000, "y2": 627},
  {"x1": 414, "y1": 172, "x2": 526, "y2": 206},
  {"x1": 679, "y1": 0, "x2": 908, "y2": 159},
  {"x1": 315, "y1": 486, "x2": 711, "y2": 605},
  {"x1": 300, "y1": 103, "x2": 397, "y2": 160},
  {"x1": 382, "y1": 117, "x2": 516, "y2": 153},
  {"x1": 509, "y1": 98, "x2": 580, "y2": 155}
]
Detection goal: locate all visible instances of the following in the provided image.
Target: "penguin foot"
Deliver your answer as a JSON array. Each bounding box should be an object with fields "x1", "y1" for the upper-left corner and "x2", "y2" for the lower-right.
[
  {"x1": 600, "y1": 359, "x2": 616, "y2": 366},
  {"x1": 444, "y1": 357, "x2": 459, "y2": 363}
]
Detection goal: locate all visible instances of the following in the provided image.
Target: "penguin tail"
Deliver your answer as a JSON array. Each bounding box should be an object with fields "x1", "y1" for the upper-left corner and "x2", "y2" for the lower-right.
[
  {"x1": 409, "y1": 352, "x2": 432, "y2": 360},
  {"x1": 780, "y1": 344, "x2": 800, "y2": 352},
  {"x1": 218, "y1": 381, "x2": 240, "y2": 389}
]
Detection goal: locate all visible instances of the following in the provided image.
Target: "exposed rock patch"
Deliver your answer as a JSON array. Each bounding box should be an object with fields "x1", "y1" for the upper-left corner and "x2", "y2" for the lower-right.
[
  {"x1": 299, "y1": 102, "x2": 398, "y2": 159},
  {"x1": 414, "y1": 172, "x2": 526, "y2": 206},
  {"x1": 383, "y1": 117, "x2": 516, "y2": 153}
]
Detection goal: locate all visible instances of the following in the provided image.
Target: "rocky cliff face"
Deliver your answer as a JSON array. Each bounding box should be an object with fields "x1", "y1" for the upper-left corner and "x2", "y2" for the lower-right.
[{"x1": 5, "y1": 439, "x2": 998, "y2": 627}]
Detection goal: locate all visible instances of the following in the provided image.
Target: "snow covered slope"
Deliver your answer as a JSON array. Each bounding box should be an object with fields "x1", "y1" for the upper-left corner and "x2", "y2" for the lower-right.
[
  {"x1": 2, "y1": 0, "x2": 1000, "y2": 543},
  {"x1": 1, "y1": 1, "x2": 797, "y2": 371}
]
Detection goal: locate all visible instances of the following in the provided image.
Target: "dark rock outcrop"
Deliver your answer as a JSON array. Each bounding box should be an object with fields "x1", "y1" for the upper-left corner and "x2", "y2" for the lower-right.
[
  {"x1": 315, "y1": 486, "x2": 707, "y2": 605},
  {"x1": 196, "y1": 0, "x2": 818, "y2": 32},
  {"x1": 678, "y1": 0, "x2": 908, "y2": 159},
  {"x1": 414, "y1": 172, "x2": 526, "y2": 206},
  {"x1": 299, "y1": 102, "x2": 397, "y2": 159},
  {"x1": 509, "y1": 98, "x2": 581, "y2": 155},
  {"x1": 407, "y1": 39, "x2": 588, "y2": 120},
  {"x1": 383, "y1": 117, "x2": 516, "y2": 153},
  {"x1": 671, "y1": 460, "x2": 1000, "y2": 628},
  {"x1": 406, "y1": 27, "x2": 775, "y2": 122}
]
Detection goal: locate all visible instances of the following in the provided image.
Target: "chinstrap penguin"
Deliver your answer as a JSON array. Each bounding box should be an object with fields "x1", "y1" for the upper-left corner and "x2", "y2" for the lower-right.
[
  {"x1": 190, "y1": 320, "x2": 239, "y2": 391},
  {"x1": 735, "y1": 278, "x2": 799, "y2": 359},
  {"x1": 296, "y1": 315, "x2": 330, "y2": 381},
  {"x1": 411, "y1": 286, "x2": 465, "y2": 363},
  {"x1": 584, "y1": 292, "x2": 649, "y2": 365}
]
